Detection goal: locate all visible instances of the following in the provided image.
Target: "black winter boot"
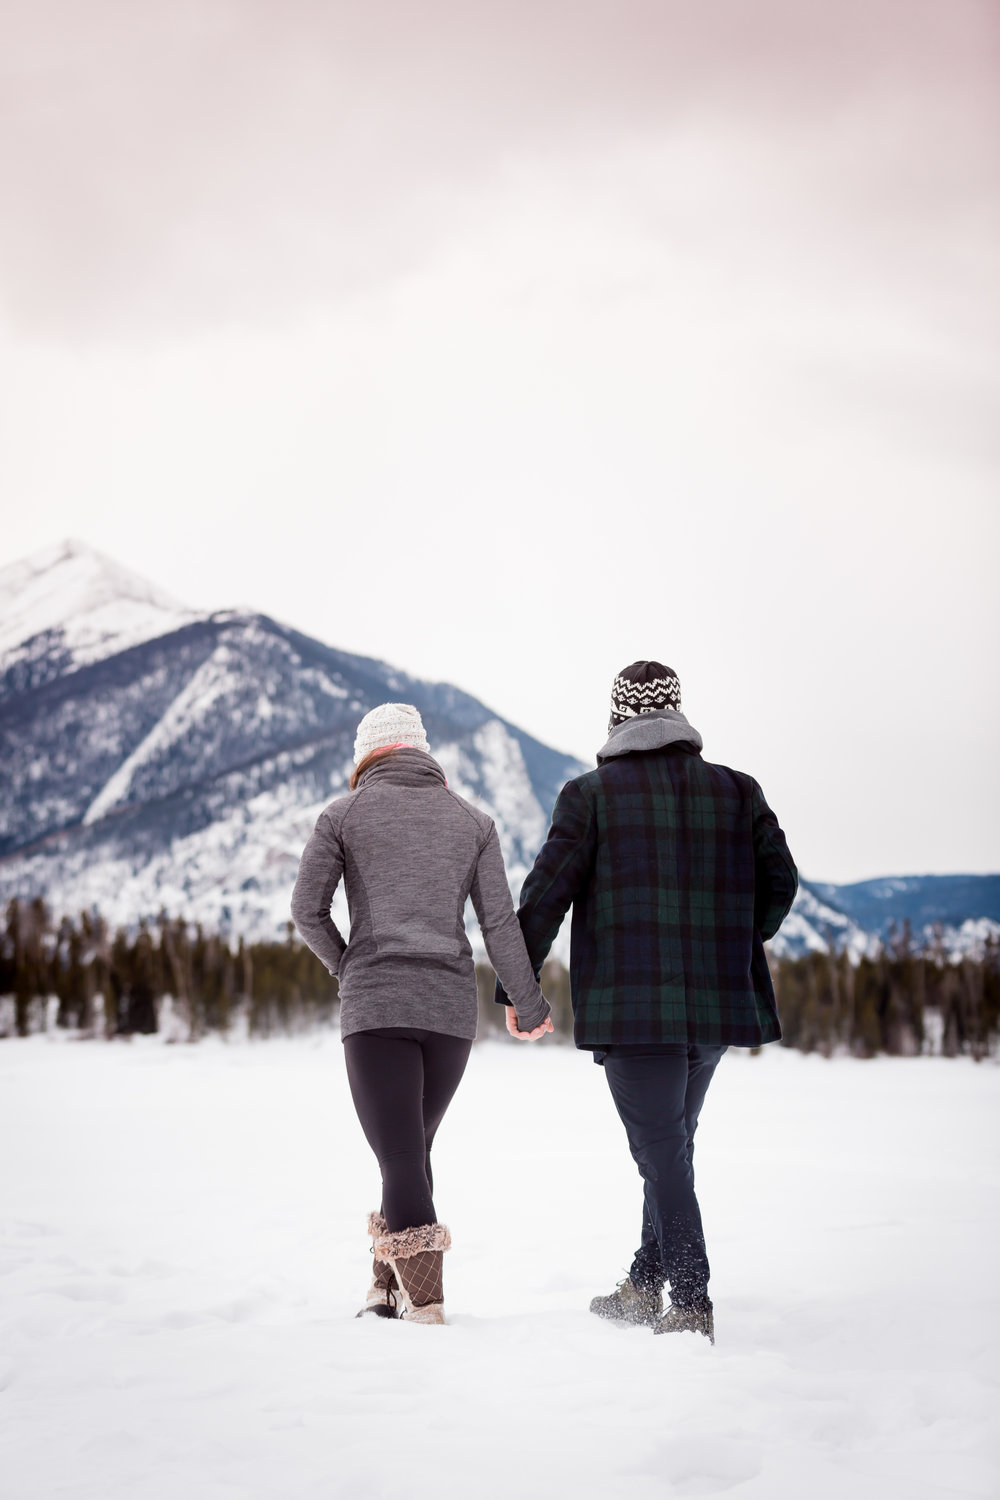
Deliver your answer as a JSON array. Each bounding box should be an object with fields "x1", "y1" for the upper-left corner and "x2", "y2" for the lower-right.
[
  {"x1": 653, "y1": 1300, "x2": 715, "y2": 1344},
  {"x1": 589, "y1": 1276, "x2": 663, "y2": 1327}
]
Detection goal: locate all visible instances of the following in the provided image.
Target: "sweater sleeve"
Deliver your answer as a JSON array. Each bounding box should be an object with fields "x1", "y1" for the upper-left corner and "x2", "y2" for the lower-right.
[
  {"x1": 469, "y1": 824, "x2": 550, "y2": 1031},
  {"x1": 750, "y1": 780, "x2": 798, "y2": 942},
  {"x1": 290, "y1": 810, "x2": 348, "y2": 975},
  {"x1": 495, "y1": 778, "x2": 596, "y2": 1005}
]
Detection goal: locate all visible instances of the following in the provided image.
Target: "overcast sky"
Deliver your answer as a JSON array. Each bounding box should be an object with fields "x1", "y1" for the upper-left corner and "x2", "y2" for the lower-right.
[{"x1": 1, "y1": 0, "x2": 997, "y2": 882}]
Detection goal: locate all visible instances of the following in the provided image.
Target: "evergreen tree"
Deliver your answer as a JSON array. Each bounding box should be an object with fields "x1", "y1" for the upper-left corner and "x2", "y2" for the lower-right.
[
  {"x1": 53, "y1": 916, "x2": 89, "y2": 1030},
  {"x1": 125, "y1": 923, "x2": 159, "y2": 1034},
  {"x1": 160, "y1": 915, "x2": 194, "y2": 1041},
  {"x1": 850, "y1": 957, "x2": 883, "y2": 1058},
  {"x1": 108, "y1": 929, "x2": 131, "y2": 1036}
]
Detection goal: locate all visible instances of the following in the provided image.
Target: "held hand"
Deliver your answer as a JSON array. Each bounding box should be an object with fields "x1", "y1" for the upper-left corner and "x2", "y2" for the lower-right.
[{"x1": 505, "y1": 1006, "x2": 555, "y2": 1041}]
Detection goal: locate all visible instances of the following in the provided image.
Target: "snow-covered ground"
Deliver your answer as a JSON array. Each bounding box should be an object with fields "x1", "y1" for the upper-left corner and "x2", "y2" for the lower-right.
[{"x1": 1, "y1": 1036, "x2": 997, "y2": 1500}]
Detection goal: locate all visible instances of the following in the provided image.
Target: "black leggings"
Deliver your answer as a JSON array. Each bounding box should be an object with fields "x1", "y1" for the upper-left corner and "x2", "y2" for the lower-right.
[{"x1": 343, "y1": 1027, "x2": 472, "y2": 1232}]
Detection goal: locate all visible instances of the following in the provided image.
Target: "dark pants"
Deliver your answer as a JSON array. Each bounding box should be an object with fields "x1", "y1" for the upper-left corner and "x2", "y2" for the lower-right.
[
  {"x1": 602, "y1": 1044, "x2": 726, "y2": 1309},
  {"x1": 343, "y1": 1027, "x2": 472, "y2": 1231}
]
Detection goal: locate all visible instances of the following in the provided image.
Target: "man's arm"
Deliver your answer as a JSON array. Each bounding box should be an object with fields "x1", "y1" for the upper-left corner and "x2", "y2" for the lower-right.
[
  {"x1": 495, "y1": 778, "x2": 596, "y2": 1004},
  {"x1": 290, "y1": 810, "x2": 348, "y2": 974},
  {"x1": 751, "y1": 780, "x2": 798, "y2": 941}
]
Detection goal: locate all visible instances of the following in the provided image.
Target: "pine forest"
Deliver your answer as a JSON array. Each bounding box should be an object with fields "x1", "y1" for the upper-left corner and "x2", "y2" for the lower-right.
[{"x1": 1, "y1": 899, "x2": 997, "y2": 1058}]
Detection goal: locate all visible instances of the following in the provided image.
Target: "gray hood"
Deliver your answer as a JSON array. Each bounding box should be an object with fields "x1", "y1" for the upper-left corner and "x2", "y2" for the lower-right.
[{"x1": 596, "y1": 709, "x2": 703, "y2": 764}]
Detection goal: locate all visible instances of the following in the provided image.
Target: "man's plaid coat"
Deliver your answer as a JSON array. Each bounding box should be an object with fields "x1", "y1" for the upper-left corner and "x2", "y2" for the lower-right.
[{"x1": 498, "y1": 732, "x2": 797, "y2": 1049}]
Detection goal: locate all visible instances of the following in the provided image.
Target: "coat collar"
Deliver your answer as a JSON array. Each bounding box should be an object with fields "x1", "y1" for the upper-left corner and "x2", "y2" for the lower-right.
[
  {"x1": 596, "y1": 709, "x2": 704, "y2": 764},
  {"x1": 356, "y1": 747, "x2": 448, "y2": 790}
]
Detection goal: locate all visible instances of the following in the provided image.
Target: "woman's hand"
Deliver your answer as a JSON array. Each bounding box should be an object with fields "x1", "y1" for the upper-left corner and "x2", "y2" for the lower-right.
[{"x1": 505, "y1": 1006, "x2": 555, "y2": 1041}]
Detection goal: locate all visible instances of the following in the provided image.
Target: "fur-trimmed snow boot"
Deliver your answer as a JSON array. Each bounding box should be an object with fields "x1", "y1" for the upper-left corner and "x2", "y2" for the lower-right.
[
  {"x1": 653, "y1": 1301, "x2": 715, "y2": 1344},
  {"x1": 589, "y1": 1276, "x2": 663, "y2": 1327},
  {"x1": 357, "y1": 1212, "x2": 401, "y2": 1319},
  {"x1": 374, "y1": 1221, "x2": 451, "y2": 1325}
]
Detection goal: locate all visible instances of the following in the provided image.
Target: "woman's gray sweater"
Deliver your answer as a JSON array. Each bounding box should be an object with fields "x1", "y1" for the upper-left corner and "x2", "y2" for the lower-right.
[{"x1": 290, "y1": 749, "x2": 550, "y2": 1040}]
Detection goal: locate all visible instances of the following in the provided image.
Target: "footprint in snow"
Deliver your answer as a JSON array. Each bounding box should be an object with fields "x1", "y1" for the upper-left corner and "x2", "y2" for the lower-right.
[
  {"x1": 48, "y1": 1282, "x2": 127, "y2": 1304},
  {"x1": 635, "y1": 1435, "x2": 763, "y2": 1494}
]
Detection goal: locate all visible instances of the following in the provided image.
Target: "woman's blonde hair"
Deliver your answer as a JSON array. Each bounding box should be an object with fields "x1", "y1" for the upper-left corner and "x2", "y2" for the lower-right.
[{"x1": 349, "y1": 744, "x2": 402, "y2": 792}]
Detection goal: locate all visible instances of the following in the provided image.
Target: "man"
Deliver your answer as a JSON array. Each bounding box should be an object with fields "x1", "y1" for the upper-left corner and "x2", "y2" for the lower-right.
[{"x1": 497, "y1": 661, "x2": 797, "y2": 1343}]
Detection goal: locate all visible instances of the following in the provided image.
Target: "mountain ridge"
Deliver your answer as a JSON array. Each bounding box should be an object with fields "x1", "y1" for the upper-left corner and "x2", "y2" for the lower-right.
[{"x1": 1, "y1": 541, "x2": 997, "y2": 961}]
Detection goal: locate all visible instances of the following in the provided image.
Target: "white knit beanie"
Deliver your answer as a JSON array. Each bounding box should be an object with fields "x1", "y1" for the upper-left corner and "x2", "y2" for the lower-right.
[{"x1": 353, "y1": 703, "x2": 430, "y2": 765}]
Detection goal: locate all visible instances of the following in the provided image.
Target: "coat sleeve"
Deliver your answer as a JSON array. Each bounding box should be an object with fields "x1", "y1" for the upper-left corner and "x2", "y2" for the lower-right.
[
  {"x1": 470, "y1": 824, "x2": 550, "y2": 1031},
  {"x1": 290, "y1": 810, "x2": 348, "y2": 975},
  {"x1": 750, "y1": 780, "x2": 798, "y2": 942},
  {"x1": 494, "y1": 778, "x2": 597, "y2": 1005}
]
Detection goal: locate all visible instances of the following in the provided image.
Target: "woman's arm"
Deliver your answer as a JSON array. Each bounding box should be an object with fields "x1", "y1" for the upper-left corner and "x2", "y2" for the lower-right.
[
  {"x1": 469, "y1": 825, "x2": 551, "y2": 1033},
  {"x1": 290, "y1": 810, "x2": 349, "y2": 974}
]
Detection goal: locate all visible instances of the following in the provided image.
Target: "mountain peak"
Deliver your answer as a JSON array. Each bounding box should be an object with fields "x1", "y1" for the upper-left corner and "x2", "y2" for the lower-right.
[
  {"x1": 0, "y1": 548, "x2": 585, "y2": 940},
  {"x1": 0, "y1": 538, "x2": 197, "y2": 671},
  {"x1": 0, "y1": 537, "x2": 188, "y2": 614}
]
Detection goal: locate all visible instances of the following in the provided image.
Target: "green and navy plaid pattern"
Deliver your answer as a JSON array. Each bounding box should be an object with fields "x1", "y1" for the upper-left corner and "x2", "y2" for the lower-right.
[{"x1": 499, "y1": 744, "x2": 797, "y2": 1049}]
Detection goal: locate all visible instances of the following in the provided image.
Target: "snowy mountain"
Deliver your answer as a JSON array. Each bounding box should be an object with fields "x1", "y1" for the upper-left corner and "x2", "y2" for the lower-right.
[
  {"x1": 764, "y1": 879, "x2": 1000, "y2": 961},
  {"x1": 0, "y1": 541, "x2": 996, "y2": 960},
  {"x1": 0, "y1": 540, "x2": 198, "y2": 696},
  {"x1": 783, "y1": 874, "x2": 1000, "y2": 962},
  {"x1": 765, "y1": 882, "x2": 875, "y2": 963},
  {"x1": 0, "y1": 542, "x2": 583, "y2": 939},
  {"x1": 807, "y1": 874, "x2": 1000, "y2": 943}
]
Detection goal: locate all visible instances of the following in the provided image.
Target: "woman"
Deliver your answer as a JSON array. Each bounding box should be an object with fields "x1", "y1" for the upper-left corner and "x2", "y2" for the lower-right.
[{"x1": 291, "y1": 702, "x2": 552, "y2": 1325}]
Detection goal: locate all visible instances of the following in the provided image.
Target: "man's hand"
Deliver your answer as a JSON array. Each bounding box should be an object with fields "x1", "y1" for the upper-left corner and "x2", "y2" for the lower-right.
[{"x1": 505, "y1": 1006, "x2": 555, "y2": 1041}]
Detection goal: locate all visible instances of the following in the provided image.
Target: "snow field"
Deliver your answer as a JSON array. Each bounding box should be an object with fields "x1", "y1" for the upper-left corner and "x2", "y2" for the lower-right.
[{"x1": 1, "y1": 1037, "x2": 997, "y2": 1499}]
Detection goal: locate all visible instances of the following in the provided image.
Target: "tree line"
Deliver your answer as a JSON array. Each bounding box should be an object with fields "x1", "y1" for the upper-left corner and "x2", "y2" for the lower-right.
[
  {"x1": 768, "y1": 934, "x2": 999, "y2": 1060},
  {"x1": 0, "y1": 899, "x2": 333, "y2": 1041},
  {"x1": 1, "y1": 900, "x2": 997, "y2": 1057}
]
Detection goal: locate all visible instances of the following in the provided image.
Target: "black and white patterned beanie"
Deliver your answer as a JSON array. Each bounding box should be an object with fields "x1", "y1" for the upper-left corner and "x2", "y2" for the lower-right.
[{"x1": 608, "y1": 661, "x2": 682, "y2": 733}]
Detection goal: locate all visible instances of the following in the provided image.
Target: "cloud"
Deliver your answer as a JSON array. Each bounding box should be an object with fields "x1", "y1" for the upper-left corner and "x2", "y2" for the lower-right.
[
  {"x1": 0, "y1": 0, "x2": 997, "y2": 881},
  {"x1": 1, "y1": 0, "x2": 996, "y2": 338}
]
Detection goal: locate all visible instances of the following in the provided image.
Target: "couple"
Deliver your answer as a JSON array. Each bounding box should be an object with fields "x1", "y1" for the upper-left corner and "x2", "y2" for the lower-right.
[{"x1": 291, "y1": 661, "x2": 797, "y2": 1338}]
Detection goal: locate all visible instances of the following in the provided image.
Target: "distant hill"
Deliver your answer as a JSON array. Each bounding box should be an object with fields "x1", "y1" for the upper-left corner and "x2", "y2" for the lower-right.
[
  {"x1": 806, "y1": 874, "x2": 1000, "y2": 938},
  {"x1": 768, "y1": 875, "x2": 999, "y2": 961}
]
